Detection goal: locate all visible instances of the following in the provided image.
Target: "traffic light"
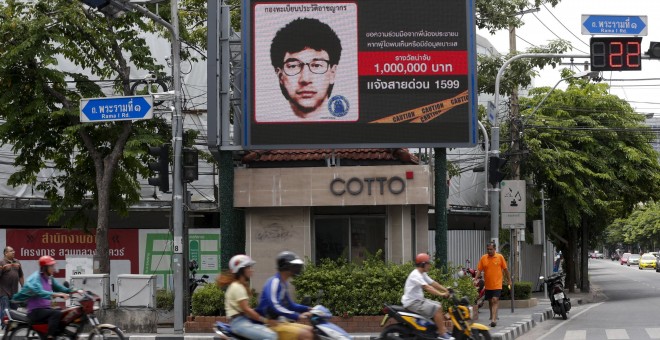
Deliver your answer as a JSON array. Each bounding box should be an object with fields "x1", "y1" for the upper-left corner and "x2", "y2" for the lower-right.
[
  {"x1": 488, "y1": 155, "x2": 507, "y2": 186},
  {"x1": 648, "y1": 42, "x2": 660, "y2": 59},
  {"x1": 148, "y1": 144, "x2": 170, "y2": 193},
  {"x1": 182, "y1": 148, "x2": 199, "y2": 183}
]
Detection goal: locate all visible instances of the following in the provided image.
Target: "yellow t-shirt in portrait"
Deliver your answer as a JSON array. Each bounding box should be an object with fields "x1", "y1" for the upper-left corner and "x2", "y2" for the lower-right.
[{"x1": 225, "y1": 281, "x2": 249, "y2": 318}]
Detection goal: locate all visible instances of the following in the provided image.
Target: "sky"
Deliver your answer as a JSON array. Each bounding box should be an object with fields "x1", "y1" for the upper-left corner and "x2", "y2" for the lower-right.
[{"x1": 476, "y1": 0, "x2": 660, "y2": 117}]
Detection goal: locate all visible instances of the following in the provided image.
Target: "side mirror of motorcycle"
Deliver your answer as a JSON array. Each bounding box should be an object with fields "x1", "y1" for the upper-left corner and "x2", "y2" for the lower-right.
[
  {"x1": 63, "y1": 281, "x2": 70, "y2": 288},
  {"x1": 201, "y1": 275, "x2": 209, "y2": 279}
]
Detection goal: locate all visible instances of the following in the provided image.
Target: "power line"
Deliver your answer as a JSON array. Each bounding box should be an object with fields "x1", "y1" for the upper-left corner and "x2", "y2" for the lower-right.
[
  {"x1": 516, "y1": 34, "x2": 538, "y2": 48},
  {"x1": 532, "y1": 12, "x2": 589, "y2": 54},
  {"x1": 542, "y1": 4, "x2": 590, "y2": 48}
]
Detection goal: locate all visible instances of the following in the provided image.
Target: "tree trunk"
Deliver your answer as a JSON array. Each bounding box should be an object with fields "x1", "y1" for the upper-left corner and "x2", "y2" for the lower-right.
[
  {"x1": 566, "y1": 226, "x2": 578, "y2": 293},
  {"x1": 580, "y1": 218, "x2": 590, "y2": 292}
]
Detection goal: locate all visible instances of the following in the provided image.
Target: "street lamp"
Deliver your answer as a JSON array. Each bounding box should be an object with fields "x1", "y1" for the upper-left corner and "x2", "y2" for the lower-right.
[
  {"x1": 522, "y1": 70, "x2": 600, "y2": 125},
  {"x1": 79, "y1": 0, "x2": 186, "y2": 333},
  {"x1": 490, "y1": 53, "x2": 591, "y2": 251}
]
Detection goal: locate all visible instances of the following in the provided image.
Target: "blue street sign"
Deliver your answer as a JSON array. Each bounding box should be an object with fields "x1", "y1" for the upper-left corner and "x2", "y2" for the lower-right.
[
  {"x1": 80, "y1": 95, "x2": 153, "y2": 123},
  {"x1": 581, "y1": 15, "x2": 647, "y2": 36}
]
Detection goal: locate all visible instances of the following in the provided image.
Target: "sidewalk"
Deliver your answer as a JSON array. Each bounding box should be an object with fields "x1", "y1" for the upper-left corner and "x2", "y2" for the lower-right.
[{"x1": 126, "y1": 288, "x2": 602, "y2": 340}]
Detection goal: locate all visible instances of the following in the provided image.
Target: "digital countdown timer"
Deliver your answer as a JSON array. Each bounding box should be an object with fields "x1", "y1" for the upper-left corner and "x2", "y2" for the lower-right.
[{"x1": 590, "y1": 37, "x2": 642, "y2": 71}]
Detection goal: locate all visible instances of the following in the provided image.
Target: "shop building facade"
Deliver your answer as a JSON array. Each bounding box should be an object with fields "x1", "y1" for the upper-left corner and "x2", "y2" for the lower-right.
[{"x1": 234, "y1": 149, "x2": 434, "y2": 288}]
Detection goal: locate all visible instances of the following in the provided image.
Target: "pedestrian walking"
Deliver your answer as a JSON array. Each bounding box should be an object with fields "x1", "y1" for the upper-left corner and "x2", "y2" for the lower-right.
[
  {"x1": 0, "y1": 246, "x2": 23, "y2": 327},
  {"x1": 475, "y1": 242, "x2": 511, "y2": 328}
]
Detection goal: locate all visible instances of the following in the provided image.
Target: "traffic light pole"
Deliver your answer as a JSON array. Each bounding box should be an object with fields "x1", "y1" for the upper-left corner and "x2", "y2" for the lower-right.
[{"x1": 490, "y1": 53, "x2": 587, "y2": 251}]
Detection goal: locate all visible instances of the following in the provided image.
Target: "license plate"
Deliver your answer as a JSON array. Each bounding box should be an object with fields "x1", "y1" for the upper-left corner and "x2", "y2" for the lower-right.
[
  {"x1": 380, "y1": 315, "x2": 389, "y2": 327},
  {"x1": 554, "y1": 292, "x2": 564, "y2": 300}
]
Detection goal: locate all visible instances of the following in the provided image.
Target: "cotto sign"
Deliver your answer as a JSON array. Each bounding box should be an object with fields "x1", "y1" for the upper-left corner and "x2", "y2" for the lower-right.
[{"x1": 330, "y1": 176, "x2": 406, "y2": 196}]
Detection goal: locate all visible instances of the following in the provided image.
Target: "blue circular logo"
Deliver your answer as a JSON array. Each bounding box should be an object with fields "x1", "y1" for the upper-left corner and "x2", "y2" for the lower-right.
[{"x1": 328, "y1": 95, "x2": 349, "y2": 117}]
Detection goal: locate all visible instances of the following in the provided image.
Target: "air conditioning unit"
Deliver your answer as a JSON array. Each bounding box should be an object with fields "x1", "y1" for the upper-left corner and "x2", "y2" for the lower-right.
[
  {"x1": 70, "y1": 274, "x2": 110, "y2": 308},
  {"x1": 117, "y1": 274, "x2": 156, "y2": 308}
]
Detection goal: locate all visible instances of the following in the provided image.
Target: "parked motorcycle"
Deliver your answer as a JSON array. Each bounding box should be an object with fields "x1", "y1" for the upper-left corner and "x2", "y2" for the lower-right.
[
  {"x1": 189, "y1": 260, "x2": 209, "y2": 297},
  {"x1": 3, "y1": 289, "x2": 125, "y2": 340},
  {"x1": 214, "y1": 305, "x2": 352, "y2": 340},
  {"x1": 380, "y1": 289, "x2": 490, "y2": 340},
  {"x1": 459, "y1": 260, "x2": 485, "y2": 309},
  {"x1": 540, "y1": 273, "x2": 571, "y2": 320}
]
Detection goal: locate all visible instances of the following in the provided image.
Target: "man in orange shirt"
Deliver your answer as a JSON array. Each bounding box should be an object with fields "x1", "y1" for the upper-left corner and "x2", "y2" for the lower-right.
[{"x1": 475, "y1": 242, "x2": 511, "y2": 328}]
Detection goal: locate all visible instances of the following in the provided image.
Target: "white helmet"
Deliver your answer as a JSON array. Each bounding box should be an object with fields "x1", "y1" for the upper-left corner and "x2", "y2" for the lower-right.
[{"x1": 229, "y1": 254, "x2": 256, "y2": 274}]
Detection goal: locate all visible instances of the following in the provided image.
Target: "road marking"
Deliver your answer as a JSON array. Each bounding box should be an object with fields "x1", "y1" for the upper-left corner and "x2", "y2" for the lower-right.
[
  {"x1": 536, "y1": 301, "x2": 604, "y2": 340},
  {"x1": 564, "y1": 330, "x2": 586, "y2": 340},
  {"x1": 605, "y1": 329, "x2": 629, "y2": 339},
  {"x1": 647, "y1": 328, "x2": 660, "y2": 339}
]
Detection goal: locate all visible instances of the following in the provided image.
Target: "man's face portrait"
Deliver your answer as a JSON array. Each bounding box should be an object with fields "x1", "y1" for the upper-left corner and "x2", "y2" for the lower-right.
[
  {"x1": 486, "y1": 244, "x2": 496, "y2": 257},
  {"x1": 277, "y1": 48, "x2": 337, "y2": 118}
]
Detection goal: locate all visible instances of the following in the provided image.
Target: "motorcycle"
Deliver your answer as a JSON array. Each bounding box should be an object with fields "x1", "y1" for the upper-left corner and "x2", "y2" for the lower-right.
[
  {"x1": 540, "y1": 273, "x2": 571, "y2": 320},
  {"x1": 380, "y1": 289, "x2": 491, "y2": 340},
  {"x1": 2, "y1": 288, "x2": 125, "y2": 340},
  {"x1": 459, "y1": 260, "x2": 485, "y2": 309},
  {"x1": 214, "y1": 305, "x2": 352, "y2": 340},
  {"x1": 189, "y1": 260, "x2": 209, "y2": 297}
]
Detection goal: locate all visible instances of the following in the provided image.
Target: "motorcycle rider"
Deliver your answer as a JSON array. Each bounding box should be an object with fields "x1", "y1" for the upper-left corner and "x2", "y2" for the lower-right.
[
  {"x1": 217, "y1": 254, "x2": 277, "y2": 340},
  {"x1": 402, "y1": 253, "x2": 454, "y2": 340},
  {"x1": 256, "y1": 251, "x2": 313, "y2": 340},
  {"x1": 12, "y1": 256, "x2": 80, "y2": 340}
]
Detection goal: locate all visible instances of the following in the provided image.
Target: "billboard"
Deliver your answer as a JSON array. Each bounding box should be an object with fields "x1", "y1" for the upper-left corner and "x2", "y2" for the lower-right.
[{"x1": 244, "y1": 0, "x2": 477, "y2": 148}]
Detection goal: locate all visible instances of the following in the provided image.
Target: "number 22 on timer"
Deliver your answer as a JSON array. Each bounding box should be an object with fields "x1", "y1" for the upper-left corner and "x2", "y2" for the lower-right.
[{"x1": 592, "y1": 40, "x2": 641, "y2": 68}]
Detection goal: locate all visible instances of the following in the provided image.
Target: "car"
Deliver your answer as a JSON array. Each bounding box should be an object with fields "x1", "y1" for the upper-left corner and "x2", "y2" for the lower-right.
[
  {"x1": 620, "y1": 252, "x2": 632, "y2": 265},
  {"x1": 639, "y1": 253, "x2": 657, "y2": 269},
  {"x1": 595, "y1": 252, "x2": 604, "y2": 259},
  {"x1": 628, "y1": 254, "x2": 641, "y2": 266}
]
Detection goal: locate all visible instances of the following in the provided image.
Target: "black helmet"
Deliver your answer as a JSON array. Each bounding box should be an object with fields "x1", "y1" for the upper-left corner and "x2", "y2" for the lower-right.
[{"x1": 277, "y1": 251, "x2": 304, "y2": 275}]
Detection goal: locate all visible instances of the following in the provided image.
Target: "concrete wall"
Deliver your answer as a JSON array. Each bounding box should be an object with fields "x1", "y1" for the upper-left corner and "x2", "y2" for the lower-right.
[{"x1": 245, "y1": 207, "x2": 312, "y2": 291}]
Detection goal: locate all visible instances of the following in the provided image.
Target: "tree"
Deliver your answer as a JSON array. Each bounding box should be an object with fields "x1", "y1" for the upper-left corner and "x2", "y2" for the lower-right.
[
  {"x1": 519, "y1": 72, "x2": 660, "y2": 291},
  {"x1": 0, "y1": 0, "x2": 170, "y2": 273},
  {"x1": 607, "y1": 202, "x2": 660, "y2": 252}
]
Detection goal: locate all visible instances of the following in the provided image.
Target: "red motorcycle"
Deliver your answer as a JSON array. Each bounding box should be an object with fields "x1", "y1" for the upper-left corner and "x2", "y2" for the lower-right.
[
  {"x1": 2, "y1": 289, "x2": 125, "y2": 340},
  {"x1": 460, "y1": 259, "x2": 486, "y2": 309}
]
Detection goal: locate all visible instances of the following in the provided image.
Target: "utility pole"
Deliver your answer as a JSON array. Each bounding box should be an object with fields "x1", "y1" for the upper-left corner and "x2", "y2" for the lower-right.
[
  {"x1": 508, "y1": 22, "x2": 521, "y2": 284},
  {"x1": 80, "y1": 0, "x2": 186, "y2": 331}
]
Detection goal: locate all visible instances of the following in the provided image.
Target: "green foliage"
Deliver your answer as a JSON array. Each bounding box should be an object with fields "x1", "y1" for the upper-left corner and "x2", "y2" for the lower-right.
[
  {"x1": 156, "y1": 289, "x2": 174, "y2": 310},
  {"x1": 190, "y1": 283, "x2": 259, "y2": 316},
  {"x1": 500, "y1": 281, "x2": 532, "y2": 300},
  {"x1": 191, "y1": 284, "x2": 225, "y2": 316},
  {"x1": 521, "y1": 79, "x2": 660, "y2": 248},
  {"x1": 293, "y1": 254, "x2": 477, "y2": 316},
  {"x1": 606, "y1": 202, "x2": 660, "y2": 251}
]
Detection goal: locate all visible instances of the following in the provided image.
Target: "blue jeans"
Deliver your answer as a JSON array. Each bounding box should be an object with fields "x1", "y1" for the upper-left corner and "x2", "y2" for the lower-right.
[
  {"x1": 0, "y1": 296, "x2": 13, "y2": 329},
  {"x1": 230, "y1": 316, "x2": 277, "y2": 340}
]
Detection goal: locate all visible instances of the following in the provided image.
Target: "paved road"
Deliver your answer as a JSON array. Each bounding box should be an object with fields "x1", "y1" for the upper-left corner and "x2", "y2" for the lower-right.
[{"x1": 518, "y1": 258, "x2": 660, "y2": 340}]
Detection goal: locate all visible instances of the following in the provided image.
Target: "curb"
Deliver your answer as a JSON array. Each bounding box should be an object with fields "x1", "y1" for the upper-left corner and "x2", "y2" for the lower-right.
[{"x1": 491, "y1": 308, "x2": 552, "y2": 340}]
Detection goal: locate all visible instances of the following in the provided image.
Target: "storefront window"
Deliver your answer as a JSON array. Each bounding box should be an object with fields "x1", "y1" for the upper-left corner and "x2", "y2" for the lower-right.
[{"x1": 314, "y1": 216, "x2": 385, "y2": 264}]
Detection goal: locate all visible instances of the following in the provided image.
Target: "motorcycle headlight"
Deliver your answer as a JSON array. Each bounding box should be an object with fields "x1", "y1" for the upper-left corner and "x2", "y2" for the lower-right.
[{"x1": 468, "y1": 306, "x2": 474, "y2": 320}]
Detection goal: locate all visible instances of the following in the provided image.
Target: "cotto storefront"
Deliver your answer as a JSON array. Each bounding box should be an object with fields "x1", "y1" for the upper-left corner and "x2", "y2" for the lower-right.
[{"x1": 234, "y1": 149, "x2": 435, "y2": 288}]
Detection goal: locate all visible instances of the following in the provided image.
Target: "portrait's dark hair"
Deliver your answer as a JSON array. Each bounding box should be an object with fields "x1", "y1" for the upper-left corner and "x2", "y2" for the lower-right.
[{"x1": 270, "y1": 17, "x2": 342, "y2": 68}]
